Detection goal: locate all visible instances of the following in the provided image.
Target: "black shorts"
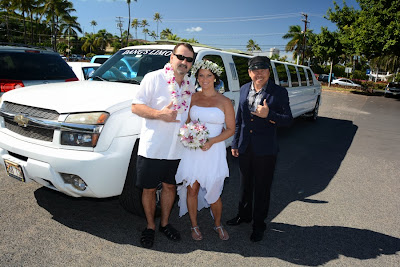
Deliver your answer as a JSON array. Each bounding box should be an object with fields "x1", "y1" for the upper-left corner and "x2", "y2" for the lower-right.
[{"x1": 136, "y1": 156, "x2": 180, "y2": 189}]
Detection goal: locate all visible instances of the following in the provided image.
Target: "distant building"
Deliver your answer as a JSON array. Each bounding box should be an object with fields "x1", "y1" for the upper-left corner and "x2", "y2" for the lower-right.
[
  {"x1": 269, "y1": 47, "x2": 280, "y2": 58},
  {"x1": 251, "y1": 47, "x2": 280, "y2": 58}
]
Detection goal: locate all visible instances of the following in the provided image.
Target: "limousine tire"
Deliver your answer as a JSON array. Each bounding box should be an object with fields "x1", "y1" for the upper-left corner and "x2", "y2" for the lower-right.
[{"x1": 307, "y1": 96, "x2": 320, "y2": 121}]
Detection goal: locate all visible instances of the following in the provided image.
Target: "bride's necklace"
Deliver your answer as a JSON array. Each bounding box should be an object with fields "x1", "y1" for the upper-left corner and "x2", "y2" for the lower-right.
[{"x1": 164, "y1": 63, "x2": 194, "y2": 114}]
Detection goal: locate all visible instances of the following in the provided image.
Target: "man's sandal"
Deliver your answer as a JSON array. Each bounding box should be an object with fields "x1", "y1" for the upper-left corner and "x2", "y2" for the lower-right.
[
  {"x1": 159, "y1": 224, "x2": 181, "y2": 241},
  {"x1": 191, "y1": 226, "x2": 203, "y2": 241},
  {"x1": 140, "y1": 228, "x2": 155, "y2": 248},
  {"x1": 214, "y1": 225, "x2": 229, "y2": 241}
]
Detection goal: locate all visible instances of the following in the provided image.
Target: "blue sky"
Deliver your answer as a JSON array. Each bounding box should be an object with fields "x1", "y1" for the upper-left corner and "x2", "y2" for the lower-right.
[{"x1": 71, "y1": 0, "x2": 360, "y2": 58}]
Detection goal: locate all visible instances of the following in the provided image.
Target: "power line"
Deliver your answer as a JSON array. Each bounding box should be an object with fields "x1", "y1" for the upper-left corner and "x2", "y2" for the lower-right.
[{"x1": 119, "y1": 12, "x2": 324, "y2": 23}]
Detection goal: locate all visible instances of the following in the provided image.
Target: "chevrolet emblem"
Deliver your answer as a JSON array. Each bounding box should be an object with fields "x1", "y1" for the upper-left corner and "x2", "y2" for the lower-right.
[{"x1": 14, "y1": 114, "x2": 29, "y2": 127}]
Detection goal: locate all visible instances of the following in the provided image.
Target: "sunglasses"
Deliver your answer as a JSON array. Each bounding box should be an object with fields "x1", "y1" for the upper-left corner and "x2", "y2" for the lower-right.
[{"x1": 173, "y1": 53, "x2": 194, "y2": 63}]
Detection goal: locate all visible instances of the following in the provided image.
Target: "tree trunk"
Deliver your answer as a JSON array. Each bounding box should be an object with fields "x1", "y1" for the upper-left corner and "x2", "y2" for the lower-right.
[
  {"x1": 22, "y1": 11, "x2": 27, "y2": 44},
  {"x1": 127, "y1": 3, "x2": 131, "y2": 47}
]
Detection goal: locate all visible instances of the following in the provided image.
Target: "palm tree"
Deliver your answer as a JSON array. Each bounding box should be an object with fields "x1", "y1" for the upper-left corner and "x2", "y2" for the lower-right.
[
  {"x1": 140, "y1": 19, "x2": 149, "y2": 39},
  {"x1": 149, "y1": 31, "x2": 157, "y2": 41},
  {"x1": 131, "y1": 18, "x2": 139, "y2": 39},
  {"x1": 82, "y1": 33, "x2": 97, "y2": 54},
  {"x1": 142, "y1": 28, "x2": 149, "y2": 41},
  {"x1": 160, "y1": 28, "x2": 172, "y2": 39},
  {"x1": 0, "y1": 0, "x2": 13, "y2": 42},
  {"x1": 125, "y1": 0, "x2": 137, "y2": 47},
  {"x1": 42, "y1": 0, "x2": 76, "y2": 50},
  {"x1": 282, "y1": 25, "x2": 313, "y2": 62},
  {"x1": 246, "y1": 39, "x2": 261, "y2": 52},
  {"x1": 153, "y1": 12, "x2": 162, "y2": 37},
  {"x1": 60, "y1": 15, "x2": 82, "y2": 56},
  {"x1": 90, "y1": 20, "x2": 97, "y2": 34},
  {"x1": 95, "y1": 29, "x2": 113, "y2": 52},
  {"x1": 11, "y1": 0, "x2": 31, "y2": 44},
  {"x1": 167, "y1": 34, "x2": 180, "y2": 41}
]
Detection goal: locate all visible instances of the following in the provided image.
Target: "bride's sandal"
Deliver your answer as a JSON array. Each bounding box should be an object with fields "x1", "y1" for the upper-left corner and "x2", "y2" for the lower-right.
[
  {"x1": 214, "y1": 225, "x2": 229, "y2": 241},
  {"x1": 191, "y1": 226, "x2": 203, "y2": 241}
]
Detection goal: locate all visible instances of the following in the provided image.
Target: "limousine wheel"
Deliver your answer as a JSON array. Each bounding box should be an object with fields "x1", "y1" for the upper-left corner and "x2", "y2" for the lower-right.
[
  {"x1": 119, "y1": 140, "x2": 161, "y2": 217},
  {"x1": 307, "y1": 97, "x2": 320, "y2": 121}
]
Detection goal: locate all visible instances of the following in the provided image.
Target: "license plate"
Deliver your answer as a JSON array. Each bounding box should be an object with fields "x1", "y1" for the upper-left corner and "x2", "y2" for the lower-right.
[{"x1": 4, "y1": 159, "x2": 25, "y2": 182}]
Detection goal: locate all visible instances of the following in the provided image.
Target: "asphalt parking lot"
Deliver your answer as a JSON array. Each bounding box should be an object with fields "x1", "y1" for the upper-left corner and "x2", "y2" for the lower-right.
[{"x1": 0, "y1": 90, "x2": 399, "y2": 266}]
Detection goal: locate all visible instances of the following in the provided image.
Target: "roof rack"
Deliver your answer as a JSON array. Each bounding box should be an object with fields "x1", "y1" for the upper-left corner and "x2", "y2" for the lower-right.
[
  {"x1": 0, "y1": 42, "x2": 55, "y2": 52},
  {"x1": 153, "y1": 40, "x2": 252, "y2": 56}
]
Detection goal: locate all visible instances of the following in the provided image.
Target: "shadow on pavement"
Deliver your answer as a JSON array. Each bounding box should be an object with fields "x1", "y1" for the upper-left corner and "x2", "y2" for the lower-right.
[{"x1": 34, "y1": 116, "x2": 400, "y2": 265}]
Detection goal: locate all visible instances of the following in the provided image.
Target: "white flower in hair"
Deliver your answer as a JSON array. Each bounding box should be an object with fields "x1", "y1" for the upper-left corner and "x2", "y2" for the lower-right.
[{"x1": 191, "y1": 60, "x2": 223, "y2": 77}]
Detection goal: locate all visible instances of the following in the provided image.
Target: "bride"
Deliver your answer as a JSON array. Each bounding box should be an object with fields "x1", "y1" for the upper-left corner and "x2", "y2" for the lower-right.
[{"x1": 176, "y1": 60, "x2": 235, "y2": 241}]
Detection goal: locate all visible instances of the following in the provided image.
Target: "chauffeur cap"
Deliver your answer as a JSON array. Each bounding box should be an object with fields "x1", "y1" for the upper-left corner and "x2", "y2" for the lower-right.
[{"x1": 248, "y1": 56, "x2": 271, "y2": 70}]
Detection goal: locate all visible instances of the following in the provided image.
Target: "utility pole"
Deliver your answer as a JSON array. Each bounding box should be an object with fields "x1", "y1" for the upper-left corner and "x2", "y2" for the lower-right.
[
  {"x1": 301, "y1": 13, "x2": 309, "y2": 66},
  {"x1": 116, "y1": 16, "x2": 124, "y2": 48}
]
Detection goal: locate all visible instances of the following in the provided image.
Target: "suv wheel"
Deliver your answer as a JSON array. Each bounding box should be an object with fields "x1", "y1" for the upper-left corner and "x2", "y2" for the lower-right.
[{"x1": 119, "y1": 140, "x2": 161, "y2": 217}]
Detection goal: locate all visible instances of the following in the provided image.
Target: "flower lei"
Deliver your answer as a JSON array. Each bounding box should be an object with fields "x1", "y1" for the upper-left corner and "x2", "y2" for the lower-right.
[
  {"x1": 190, "y1": 60, "x2": 224, "y2": 77},
  {"x1": 164, "y1": 63, "x2": 194, "y2": 113}
]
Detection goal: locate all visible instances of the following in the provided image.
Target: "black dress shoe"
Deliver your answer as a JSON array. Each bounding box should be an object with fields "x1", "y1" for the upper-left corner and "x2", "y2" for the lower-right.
[
  {"x1": 250, "y1": 230, "x2": 264, "y2": 242},
  {"x1": 226, "y1": 215, "x2": 251, "y2": 226}
]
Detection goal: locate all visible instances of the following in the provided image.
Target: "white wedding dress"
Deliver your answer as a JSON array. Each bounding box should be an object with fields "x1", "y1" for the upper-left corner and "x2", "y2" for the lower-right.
[{"x1": 176, "y1": 105, "x2": 229, "y2": 217}]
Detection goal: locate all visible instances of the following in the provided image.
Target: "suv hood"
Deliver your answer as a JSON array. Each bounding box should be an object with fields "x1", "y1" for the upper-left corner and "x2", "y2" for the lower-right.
[{"x1": 1, "y1": 81, "x2": 139, "y2": 114}]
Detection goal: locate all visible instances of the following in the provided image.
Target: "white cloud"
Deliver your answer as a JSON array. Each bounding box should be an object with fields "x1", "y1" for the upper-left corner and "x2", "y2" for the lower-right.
[{"x1": 185, "y1": 27, "x2": 202, "y2": 33}]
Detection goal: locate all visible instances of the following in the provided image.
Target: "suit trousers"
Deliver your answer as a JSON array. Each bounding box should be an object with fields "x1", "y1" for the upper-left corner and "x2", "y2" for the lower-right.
[{"x1": 238, "y1": 143, "x2": 277, "y2": 231}]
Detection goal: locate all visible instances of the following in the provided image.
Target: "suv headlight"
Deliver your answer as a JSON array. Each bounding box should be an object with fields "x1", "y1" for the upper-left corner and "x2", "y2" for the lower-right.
[{"x1": 60, "y1": 112, "x2": 109, "y2": 147}]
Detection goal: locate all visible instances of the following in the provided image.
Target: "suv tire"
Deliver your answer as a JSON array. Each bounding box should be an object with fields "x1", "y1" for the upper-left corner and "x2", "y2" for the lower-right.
[{"x1": 119, "y1": 140, "x2": 162, "y2": 218}]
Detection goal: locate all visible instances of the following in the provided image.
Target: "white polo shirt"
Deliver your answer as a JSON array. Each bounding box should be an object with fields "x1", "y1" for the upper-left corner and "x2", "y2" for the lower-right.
[{"x1": 132, "y1": 68, "x2": 193, "y2": 160}]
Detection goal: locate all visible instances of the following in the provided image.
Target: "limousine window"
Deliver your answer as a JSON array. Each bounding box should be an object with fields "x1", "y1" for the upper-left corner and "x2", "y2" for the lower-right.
[
  {"x1": 298, "y1": 67, "x2": 307, "y2": 86},
  {"x1": 274, "y1": 62, "x2": 289, "y2": 87},
  {"x1": 306, "y1": 68, "x2": 314, "y2": 85},
  {"x1": 202, "y1": 54, "x2": 229, "y2": 92},
  {"x1": 287, "y1": 65, "x2": 299, "y2": 87},
  {"x1": 269, "y1": 64, "x2": 275, "y2": 82},
  {"x1": 232, "y1": 55, "x2": 252, "y2": 87}
]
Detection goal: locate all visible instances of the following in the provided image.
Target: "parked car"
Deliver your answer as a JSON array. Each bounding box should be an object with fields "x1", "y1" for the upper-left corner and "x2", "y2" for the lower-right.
[
  {"x1": 318, "y1": 74, "x2": 335, "y2": 83},
  {"x1": 384, "y1": 82, "x2": 400, "y2": 97},
  {"x1": 0, "y1": 44, "x2": 321, "y2": 216},
  {"x1": 331, "y1": 78, "x2": 361, "y2": 88},
  {"x1": 0, "y1": 45, "x2": 78, "y2": 96},
  {"x1": 67, "y1": 62, "x2": 101, "y2": 80},
  {"x1": 90, "y1": 55, "x2": 111, "y2": 64},
  {"x1": 70, "y1": 54, "x2": 83, "y2": 62}
]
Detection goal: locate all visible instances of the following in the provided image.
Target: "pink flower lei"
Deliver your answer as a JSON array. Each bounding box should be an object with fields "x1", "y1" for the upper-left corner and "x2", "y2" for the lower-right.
[{"x1": 164, "y1": 63, "x2": 194, "y2": 113}]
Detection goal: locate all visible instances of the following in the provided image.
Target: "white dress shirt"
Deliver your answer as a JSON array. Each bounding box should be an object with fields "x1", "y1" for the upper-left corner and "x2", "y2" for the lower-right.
[{"x1": 132, "y1": 68, "x2": 193, "y2": 159}]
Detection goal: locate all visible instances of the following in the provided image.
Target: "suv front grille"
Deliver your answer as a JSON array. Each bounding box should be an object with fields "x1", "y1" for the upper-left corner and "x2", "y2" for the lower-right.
[
  {"x1": 2, "y1": 101, "x2": 59, "y2": 142},
  {"x1": 3, "y1": 101, "x2": 59, "y2": 120}
]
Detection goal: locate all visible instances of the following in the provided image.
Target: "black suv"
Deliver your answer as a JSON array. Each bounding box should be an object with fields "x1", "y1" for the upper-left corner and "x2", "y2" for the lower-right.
[
  {"x1": 384, "y1": 82, "x2": 400, "y2": 97},
  {"x1": 0, "y1": 45, "x2": 78, "y2": 96},
  {"x1": 318, "y1": 74, "x2": 335, "y2": 83}
]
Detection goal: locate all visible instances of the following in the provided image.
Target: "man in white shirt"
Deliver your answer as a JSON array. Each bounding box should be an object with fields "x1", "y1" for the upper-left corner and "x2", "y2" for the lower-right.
[{"x1": 131, "y1": 43, "x2": 195, "y2": 248}]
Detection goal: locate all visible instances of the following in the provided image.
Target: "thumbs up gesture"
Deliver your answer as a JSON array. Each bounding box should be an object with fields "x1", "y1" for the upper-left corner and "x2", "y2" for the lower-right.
[
  {"x1": 159, "y1": 101, "x2": 180, "y2": 122},
  {"x1": 251, "y1": 99, "x2": 269, "y2": 118}
]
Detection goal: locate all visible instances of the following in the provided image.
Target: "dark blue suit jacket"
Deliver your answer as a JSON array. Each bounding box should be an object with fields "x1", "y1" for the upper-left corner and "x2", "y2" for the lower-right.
[{"x1": 231, "y1": 79, "x2": 293, "y2": 156}]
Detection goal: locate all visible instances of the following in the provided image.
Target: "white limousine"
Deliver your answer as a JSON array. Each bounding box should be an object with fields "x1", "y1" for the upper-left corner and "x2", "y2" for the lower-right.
[{"x1": 0, "y1": 44, "x2": 321, "y2": 216}]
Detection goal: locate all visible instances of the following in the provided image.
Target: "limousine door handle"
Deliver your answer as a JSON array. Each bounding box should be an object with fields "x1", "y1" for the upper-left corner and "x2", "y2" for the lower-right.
[{"x1": 231, "y1": 99, "x2": 235, "y2": 106}]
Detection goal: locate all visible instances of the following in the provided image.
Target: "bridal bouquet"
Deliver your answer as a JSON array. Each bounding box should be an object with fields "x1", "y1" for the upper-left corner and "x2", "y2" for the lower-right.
[{"x1": 179, "y1": 119, "x2": 209, "y2": 149}]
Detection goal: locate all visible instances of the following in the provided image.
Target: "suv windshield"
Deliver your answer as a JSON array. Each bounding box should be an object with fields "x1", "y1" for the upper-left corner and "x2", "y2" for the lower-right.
[
  {"x1": 91, "y1": 48, "x2": 172, "y2": 84},
  {"x1": 0, "y1": 51, "x2": 76, "y2": 80},
  {"x1": 388, "y1": 82, "x2": 400, "y2": 89}
]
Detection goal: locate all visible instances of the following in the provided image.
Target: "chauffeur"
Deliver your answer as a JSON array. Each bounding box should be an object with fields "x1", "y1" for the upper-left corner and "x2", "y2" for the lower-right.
[{"x1": 227, "y1": 56, "x2": 293, "y2": 242}]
